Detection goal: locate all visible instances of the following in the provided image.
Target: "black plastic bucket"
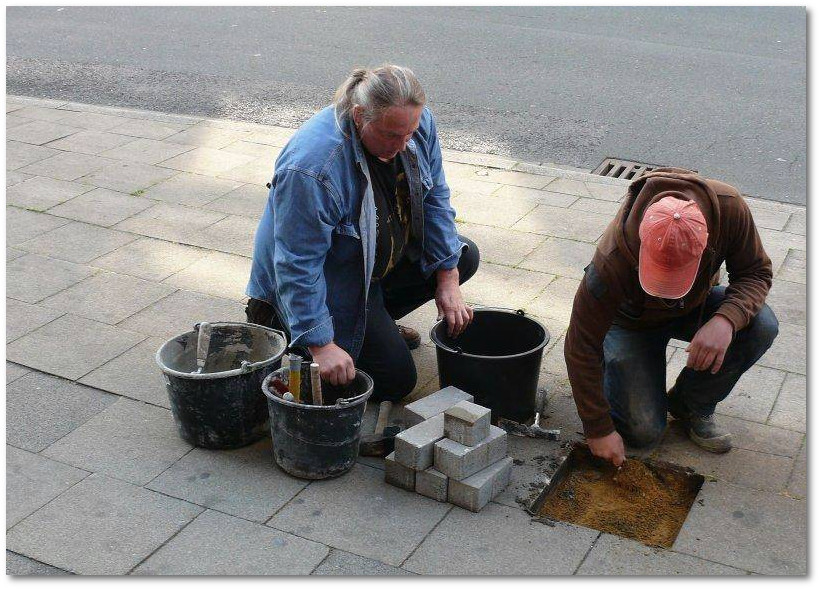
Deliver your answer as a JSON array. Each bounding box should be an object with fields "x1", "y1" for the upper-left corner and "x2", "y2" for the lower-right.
[
  {"x1": 430, "y1": 308, "x2": 550, "y2": 423},
  {"x1": 262, "y1": 366, "x2": 373, "y2": 480},
  {"x1": 156, "y1": 322, "x2": 287, "y2": 449}
]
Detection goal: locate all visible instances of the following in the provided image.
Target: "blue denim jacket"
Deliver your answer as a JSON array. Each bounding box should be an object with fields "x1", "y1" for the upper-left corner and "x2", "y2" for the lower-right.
[{"x1": 246, "y1": 105, "x2": 464, "y2": 359}]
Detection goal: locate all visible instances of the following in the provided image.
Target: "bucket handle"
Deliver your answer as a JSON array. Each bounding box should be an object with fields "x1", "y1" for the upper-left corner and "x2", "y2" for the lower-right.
[{"x1": 470, "y1": 304, "x2": 527, "y2": 316}]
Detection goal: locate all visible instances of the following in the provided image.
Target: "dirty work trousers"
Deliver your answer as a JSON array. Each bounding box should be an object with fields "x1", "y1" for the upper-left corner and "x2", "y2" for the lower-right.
[
  {"x1": 246, "y1": 236, "x2": 480, "y2": 403},
  {"x1": 602, "y1": 286, "x2": 779, "y2": 448}
]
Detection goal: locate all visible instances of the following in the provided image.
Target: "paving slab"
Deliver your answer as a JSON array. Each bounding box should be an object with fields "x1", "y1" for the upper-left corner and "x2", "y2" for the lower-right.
[
  {"x1": 6, "y1": 445, "x2": 89, "y2": 529},
  {"x1": 140, "y1": 172, "x2": 243, "y2": 207},
  {"x1": 42, "y1": 398, "x2": 192, "y2": 485},
  {"x1": 202, "y1": 183, "x2": 269, "y2": 217},
  {"x1": 80, "y1": 160, "x2": 178, "y2": 194},
  {"x1": 40, "y1": 271, "x2": 177, "y2": 325},
  {"x1": 312, "y1": 549, "x2": 414, "y2": 576},
  {"x1": 525, "y1": 276, "x2": 581, "y2": 323},
  {"x1": 513, "y1": 204, "x2": 611, "y2": 243},
  {"x1": 478, "y1": 168, "x2": 554, "y2": 189},
  {"x1": 243, "y1": 126, "x2": 296, "y2": 147},
  {"x1": 162, "y1": 251, "x2": 253, "y2": 301},
  {"x1": 133, "y1": 509, "x2": 327, "y2": 576},
  {"x1": 6, "y1": 176, "x2": 94, "y2": 211},
  {"x1": 569, "y1": 196, "x2": 623, "y2": 217},
  {"x1": 6, "y1": 473, "x2": 203, "y2": 575},
  {"x1": 7, "y1": 113, "x2": 33, "y2": 129},
  {"x1": 543, "y1": 176, "x2": 596, "y2": 197},
  {"x1": 6, "y1": 170, "x2": 33, "y2": 187},
  {"x1": 7, "y1": 141, "x2": 60, "y2": 170},
  {"x1": 519, "y1": 236, "x2": 596, "y2": 280},
  {"x1": 6, "y1": 551, "x2": 72, "y2": 576},
  {"x1": 47, "y1": 188, "x2": 155, "y2": 227},
  {"x1": 540, "y1": 334, "x2": 569, "y2": 379},
  {"x1": 460, "y1": 262, "x2": 554, "y2": 309},
  {"x1": 456, "y1": 222, "x2": 544, "y2": 267},
  {"x1": 90, "y1": 237, "x2": 211, "y2": 282},
  {"x1": 18, "y1": 151, "x2": 114, "y2": 181},
  {"x1": 6, "y1": 246, "x2": 26, "y2": 261},
  {"x1": 108, "y1": 118, "x2": 190, "y2": 140},
  {"x1": 767, "y1": 372, "x2": 806, "y2": 432},
  {"x1": 673, "y1": 480, "x2": 806, "y2": 575},
  {"x1": 114, "y1": 201, "x2": 227, "y2": 243},
  {"x1": 403, "y1": 501, "x2": 597, "y2": 575},
  {"x1": 8, "y1": 104, "x2": 70, "y2": 121},
  {"x1": 494, "y1": 184, "x2": 578, "y2": 208},
  {"x1": 6, "y1": 120, "x2": 82, "y2": 145},
  {"x1": 5, "y1": 371, "x2": 119, "y2": 452},
  {"x1": 159, "y1": 146, "x2": 256, "y2": 175},
  {"x1": 708, "y1": 414, "x2": 804, "y2": 458},
  {"x1": 6, "y1": 253, "x2": 97, "y2": 303},
  {"x1": 165, "y1": 125, "x2": 250, "y2": 149},
  {"x1": 765, "y1": 279, "x2": 806, "y2": 326},
  {"x1": 786, "y1": 438, "x2": 806, "y2": 499},
  {"x1": 53, "y1": 110, "x2": 132, "y2": 131},
  {"x1": 184, "y1": 214, "x2": 258, "y2": 257},
  {"x1": 268, "y1": 464, "x2": 451, "y2": 567},
  {"x1": 577, "y1": 534, "x2": 746, "y2": 575},
  {"x1": 450, "y1": 192, "x2": 538, "y2": 228},
  {"x1": 98, "y1": 137, "x2": 195, "y2": 165},
  {"x1": 217, "y1": 156, "x2": 275, "y2": 185},
  {"x1": 18, "y1": 221, "x2": 138, "y2": 264},
  {"x1": 5, "y1": 206, "x2": 71, "y2": 245},
  {"x1": 44, "y1": 129, "x2": 135, "y2": 155},
  {"x1": 6, "y1": 298, "x2": 64, "y2": 343},
  {"x1": 220, "y1": 140, "x2": 281, "y2": 158},
  {"x1": 6, "y1": 314, "x2": 145, "y2": 380},
  {"x1": 6, "y1": 362, "x2": 31, "y2": 384},
  {"x1": 448, "y1": 177, "x2": 503, "y2": 197},
  {"x1": 777, "y1": 249, "x2": 806, "y2": 284},
  {"x1": 147, "y1": 438, "x2": 308, "y2": 522},
  {"x1": 757, "y1": 322, "x2": 806, "y2": 375},
  {"x1": 783, "y1": 209, "x2": 805, "y2": 235}
]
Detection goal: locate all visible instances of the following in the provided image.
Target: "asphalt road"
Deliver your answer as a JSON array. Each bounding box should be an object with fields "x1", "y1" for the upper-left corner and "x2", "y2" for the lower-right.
[{"x1": 6, "y1": 6, "x2": 806, "y2": 204}]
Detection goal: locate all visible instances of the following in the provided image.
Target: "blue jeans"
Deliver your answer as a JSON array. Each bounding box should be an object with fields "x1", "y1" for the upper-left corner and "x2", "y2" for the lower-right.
[{"x1": 603, "y1": 286, "x2": 779, "y2": 448}]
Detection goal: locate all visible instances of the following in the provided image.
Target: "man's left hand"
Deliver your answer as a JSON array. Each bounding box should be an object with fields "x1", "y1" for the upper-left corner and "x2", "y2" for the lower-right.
[
  {"x1": 686, "y1": 315, "x2": 734, "y2": 374},
  {"x1": 435, "y1": 268, "x2": 473, "y2": 338}
]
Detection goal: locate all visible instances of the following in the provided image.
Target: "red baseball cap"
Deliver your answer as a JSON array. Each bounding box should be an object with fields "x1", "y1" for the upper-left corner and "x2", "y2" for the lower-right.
[{"x1": 638, "y1": 196, "x2": 709, "y2": 299}]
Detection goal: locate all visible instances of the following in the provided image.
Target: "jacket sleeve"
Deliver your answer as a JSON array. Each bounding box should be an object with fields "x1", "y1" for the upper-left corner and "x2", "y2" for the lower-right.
[
  {"x1": 272, "y1": 168, "x2": 343, "y2": 348},
  {"x1": 419, "y1": 109, "x2": 465, "y2": 276},
  {"x1": 564, "y1": 261, "x2": 624, "y2": 438},
  {"x1": 714, "y1": 197, "x2": 774, "y2": 332}
]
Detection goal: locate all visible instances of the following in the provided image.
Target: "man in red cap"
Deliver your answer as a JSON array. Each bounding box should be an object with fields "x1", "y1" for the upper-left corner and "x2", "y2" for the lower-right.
[{"x1": 564, "y1": 168, "x2": 778, "y2": 465}]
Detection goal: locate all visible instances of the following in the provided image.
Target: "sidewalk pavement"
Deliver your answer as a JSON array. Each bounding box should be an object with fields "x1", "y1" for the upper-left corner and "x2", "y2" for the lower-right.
[{"x1": 5, "y1": 95, "x2": 807, "y2": 576}]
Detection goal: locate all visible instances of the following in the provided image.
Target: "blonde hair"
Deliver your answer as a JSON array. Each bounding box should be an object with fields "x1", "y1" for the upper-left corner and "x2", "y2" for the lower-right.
[{"x1": 333, "y1": 64, "x2": 426, "y2": 135}]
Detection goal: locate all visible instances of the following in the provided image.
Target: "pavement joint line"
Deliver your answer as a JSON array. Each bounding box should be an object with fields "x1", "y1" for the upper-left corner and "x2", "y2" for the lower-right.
[
  {"x1": 6, "y1": 550, "x2": 74, "y2": 575},
  {"x1": 397, "y1": 503, "x2": 455, "y2": 570},
  {"x1": 5, "y1": 309, "x2": 68, "y2": 345},
  {"x1": 124, "y1": 506, "x2": 207, "y2": 575},
  {"x1": 572, "y1": 531, "x2": 603, "y2": 575},
  {"x1": 308, "y1": 547, "x2": 335, "y2": 575}
]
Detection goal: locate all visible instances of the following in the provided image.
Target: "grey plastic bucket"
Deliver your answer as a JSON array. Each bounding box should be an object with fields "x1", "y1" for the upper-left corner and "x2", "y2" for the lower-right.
[
  {"x1": 262, "y1": 366, "x2": 373, "y2": 480},
  {"x1": 156, "y1": 321, "x2": 287, "y2": 449}
]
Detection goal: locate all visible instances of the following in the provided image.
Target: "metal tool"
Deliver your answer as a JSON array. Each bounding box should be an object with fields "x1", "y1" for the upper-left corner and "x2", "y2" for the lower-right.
[
  {"x1": 497, "y1": 415, "x2": 560, "y2": 439},
  {"x1": 283, "y1": 392, "x2": 295, "y2": 402},
  {"x1": 310, "y1": 362, "x2": 323, "y2": 406},
  {"x1": 194, "y1": 322, "x2": 212, "y2": 374},
  {"x1": 359, "y1": 400, "x2": 401, "y2": 457}
]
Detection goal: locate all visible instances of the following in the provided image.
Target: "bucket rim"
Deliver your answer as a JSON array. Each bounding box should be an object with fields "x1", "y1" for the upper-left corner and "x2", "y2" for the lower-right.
[
  {"x1": 429, "y1": 307, "x2": 551, "y2": 360},
  {"x1": 261, "y1": 367, "x2": 374, "y2": 410},
  {"x1": 155, "y1": 321, "x2": 288, "y2": 380}
]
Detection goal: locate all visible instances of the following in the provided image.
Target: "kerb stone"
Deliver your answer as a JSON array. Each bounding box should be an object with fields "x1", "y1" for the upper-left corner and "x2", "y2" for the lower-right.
[
  {"x1": 384, "y1": 452, "x2": 415, "y2": 491},
  {"x1": 416, "y1": 468, "x2": 448, "y2": 502},
  {"x1": 448, "y1": 457, "x2": 514, "y2": 512},
  {"x1": 404, "y1": 386, "x2": 473, "y2": 427},
  {"x1": 444, "y1": 400, "x2": 491, "y2": 446},
  {"x1": 393, "y1": 414, "x2": 445, "y2": 471},
  {"x1": 434, "y1": 437, "x2": 488, "y2": 481}
]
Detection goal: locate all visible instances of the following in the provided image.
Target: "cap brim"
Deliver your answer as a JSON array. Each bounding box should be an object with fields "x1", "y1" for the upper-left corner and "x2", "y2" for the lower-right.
[{"x1": 638, "y1": 246, "x2": 700, "y2": 299}]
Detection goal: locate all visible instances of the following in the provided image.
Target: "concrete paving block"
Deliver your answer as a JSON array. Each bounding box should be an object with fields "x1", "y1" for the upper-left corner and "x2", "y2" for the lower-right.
[
  {"x1": 485, "y1": 425, "x2": 509, "y2": 464},
  {"x1": 447, "y1": 457, "x2": 511, "y2": 512},
  {"x1": 159, "y1": 146, "x2": 256, "y2": 175},
  {"x1": 577, "y1": 534, "x2": 746, "y2": 575},
  {"x1": 765, "y1": 279, "x2": 805, "y2": 326},
  {"x1": 404, "y1": 386, "x2": 473, "y2": 427},
  {"x1": 108, "y1": 117, "x2": 189, "y2": 140},
  {"x1": 42, "y1": 398, "x2": 192, "y2": 485},
  {"x1": 767, "y1": 373, "x2": 806, "y2": 432},
  {"x1": 5, "y1": 206, "x2": 71, "y2": 245},
  {"x1": 461, "y1": 262, "x2": 555, "y2": 310},
  {"x1": 312, "y1": 549, "x2": 414, "y2": 576},
  {"x1": 5, "y1": 371, "x2": 119, "y2": 452},
  {"x1": 6, "y1": 362, "x2": 31, "y2": 384},
  {"x1": 6, "y1": 445, "x2": 89, "y2": 529},
  {"x1": 6, "y1": 298, "x2": 64, "y2": 342},
  {"x1": 6, "y1": 314, "x2": 145, "y2": 380},
  {"x1": 777, "y1": 249, "x2": 805, "y2": 284},
  {"x1": 268, "y1": 464, "x2": 451, "y2": 567},
  {"x1": 403, "y1": 501, "x2": 598, "y2": 575},
  {"x1": 203, "y1": 183, "x2": 269, "y2": 217},
  {"x1": 18, "y1": 221, "x2": 138, "y2": 264},
  {"x1": 91, "y1": 237, "x2": 211, "y2": 282},
  {"x1": 80, "y1": 336, "x2": 171, "y2": 408},
  {"x1": 6, "y1": 176, "x2": 94, "y2": 211},
  {"x1": 513, "y1": 204, "x2": 611, "y2": 243},
  {"x1": 45, "y1": 129, "x2": 135, "y2": 155},
  {"x1": 491, "y1": 457, "x2": 514, "y2": 497},
  {"x1": 434, "y1": 437, "x2": 488, "y2": 480},
  {"x1": 415, "y1": 467, "x2": 448, "y2": 502},
  {"x1": 385, "y1": 452, "x2": 416, "y2": 491},
  {"x1": 81, "y1": 160, "x2": 178, "y2": 194},
  {"x1": 162, "y1": 251, "x2": 252, "y2": 301},
  {"x1": 47, "y1": 188, "x2": 155, "y2": 227},
  {"x1": 7, "y1": 120, "x2": 82, "y2": 145},
  {"x1": 673, "y1": 481, "x2": 806, "y2": 575},
  {"x1": 444, "y1": 400, "x2": 491, "y2": 446},
  {"x1": 53, "y1": 110, "x2": 131, "y2": 131},
  {"x1": 18, "y1": 151, "x2": 114, "y2": 181},
  {"x1": 6, "y1": 473, "x2": 203, "y2": 575},
  {"x1": 6, "y1": 253, "x2": 97, "y2": 303},
  {"x1": 118, "y1": 289, "x2": 247, "y2": 339},
  {"x1": 134, "y1": 509, "x2": 327, "y2": 576},
  {"x1": 455, "y1": 222, "x2": 545, "y2": 266},
  {"x1": 40, "y1": 271, "x2": 176, "y2": 325},
  {"x1": 146, "y1": 439, "x2": 309, "y2": 522},
  {"x1": 757, "y1": 322, "x2": 805, "y2": 375},
  {"x1": 395, "y1": 414, "x2": 445, "y2": 470},
  {"x1": 140, "y1": 171, "x2": 243, "y2": 207},
  {"x1": 99, "y1": 137, "x2": 194, "y2": 165},
  {"x1": 450, "y1": 192, "x2": 538, "y2": 228},
  {"x1": 525, "y1": 276, "x2": 581, "y2": 323},
  {"x1": 6, "y1": 551, "x2": 71, "y2": 576},
  {"x1": 495, "y1": 184, "x2": 577, "y2": 207},
  {"x1": 114, "y1": 201, "x2": 227, "y2": 243},
  {"x1": 519, "y1": 236, "x2": 596, "y2": 279}
]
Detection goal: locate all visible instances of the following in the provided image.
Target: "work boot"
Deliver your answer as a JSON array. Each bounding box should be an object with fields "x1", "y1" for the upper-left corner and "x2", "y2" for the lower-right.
[
  {"x1": 397, "y1": 325, "x2": 421, "y2": 350},
  {"x1": 668, "y1": 389, "x2": 732, "y2": 453}
]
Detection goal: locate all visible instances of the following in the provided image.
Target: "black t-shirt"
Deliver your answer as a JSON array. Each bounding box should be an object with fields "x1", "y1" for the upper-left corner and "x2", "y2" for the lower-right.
[{"x1": 365, "y1": 150, "x2": 411, "y2": 281}]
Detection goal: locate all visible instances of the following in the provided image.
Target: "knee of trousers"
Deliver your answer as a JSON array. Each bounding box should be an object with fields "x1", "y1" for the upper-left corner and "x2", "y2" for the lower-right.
[
  {"x1": 371, "y1": 360, "x2": 418, "y2": 403},
  {"x1": 744, "y1": 303, "x2": 779, "y2": 352},
  {"x1": 455, "y1": 236, "x2": 480, "y2": 283},
  {"x1": 617, "y1": 419, "x2": 667, "y2": 449}
]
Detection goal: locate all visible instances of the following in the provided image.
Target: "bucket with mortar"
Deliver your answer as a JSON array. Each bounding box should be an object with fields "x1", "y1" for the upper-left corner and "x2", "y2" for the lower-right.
[
  {"x1": 430, "y1": 307, "x2": 550, "y2": 423},
  {"x1": 156, "y1": 321, "x2": 287, "y2": 449},
  {"x1": 262, "y1": 365, "x2": 373, "y2": 480}
]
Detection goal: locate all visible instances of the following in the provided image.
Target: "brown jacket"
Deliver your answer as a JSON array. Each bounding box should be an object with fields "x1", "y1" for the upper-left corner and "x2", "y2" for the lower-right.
[{"x1": 564, "y1": 168, "x2": 773, "y2": 438}]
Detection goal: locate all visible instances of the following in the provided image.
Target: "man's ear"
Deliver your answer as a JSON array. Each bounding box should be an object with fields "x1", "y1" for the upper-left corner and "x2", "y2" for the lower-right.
[{"x1": 352, "y1": 105, "x2": 362, "y2": 130}]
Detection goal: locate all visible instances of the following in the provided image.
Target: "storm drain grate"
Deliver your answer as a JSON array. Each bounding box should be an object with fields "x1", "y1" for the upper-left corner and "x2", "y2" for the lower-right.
[{"x1": 593, "y1": 158, "x2": 665, "y2": 181}]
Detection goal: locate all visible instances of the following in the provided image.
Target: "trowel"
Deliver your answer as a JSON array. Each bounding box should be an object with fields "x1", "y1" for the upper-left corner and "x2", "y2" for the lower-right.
[{"x1": 194, "y1": 322, "x2": 213, "y2": 374}]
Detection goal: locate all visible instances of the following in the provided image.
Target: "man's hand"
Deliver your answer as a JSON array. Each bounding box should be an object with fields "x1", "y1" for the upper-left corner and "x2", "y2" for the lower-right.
[
  {"x1": 308, "y1": 342, "x2": 355, "y2": 386},
  {"x1": 686, "y1": 314, "x2": 734, "y2": 374},
  {"x1": 435, "y1": 267, "x2": 474, "y2": 337},
  {"x1": 587, "y1": 431, "x2": 626, "y2": 466}
]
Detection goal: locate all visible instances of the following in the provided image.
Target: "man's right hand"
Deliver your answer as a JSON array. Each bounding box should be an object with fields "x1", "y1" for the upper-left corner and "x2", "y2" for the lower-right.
[
  {"x1": 308, "y1": 342, "x2": 355, "y2": 386},
  {"x1": 587, "y1": 431, "x2": 625, "y2": 466}
]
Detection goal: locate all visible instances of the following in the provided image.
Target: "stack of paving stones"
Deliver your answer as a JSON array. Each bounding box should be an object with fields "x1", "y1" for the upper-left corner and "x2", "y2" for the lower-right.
[{"x1": 384, "y1": 386, "x2": 513, "y2": 512}]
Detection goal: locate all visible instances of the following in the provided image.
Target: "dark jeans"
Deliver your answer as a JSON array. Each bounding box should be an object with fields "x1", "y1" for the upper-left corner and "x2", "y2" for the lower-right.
[
  {"x1": 246, "y1": 236, "x2": 480, "y2": 403},
  {"x1": 603, "y1": 286, "x2": 779, "y2": 448}
]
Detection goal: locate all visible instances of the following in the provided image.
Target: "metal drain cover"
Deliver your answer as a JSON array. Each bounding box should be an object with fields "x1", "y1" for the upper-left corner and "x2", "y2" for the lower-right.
[{"x1": 592, "y1": 158, "x2": 692, "y2": 181}]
